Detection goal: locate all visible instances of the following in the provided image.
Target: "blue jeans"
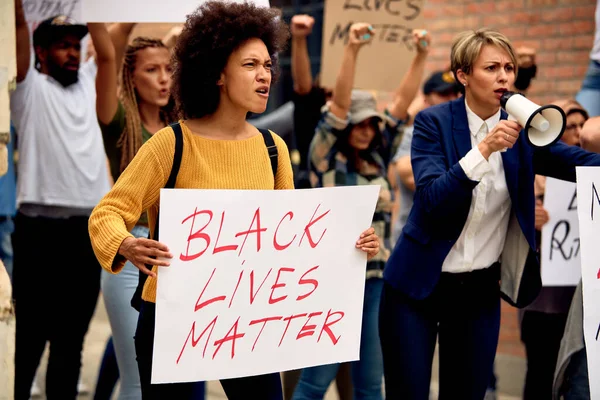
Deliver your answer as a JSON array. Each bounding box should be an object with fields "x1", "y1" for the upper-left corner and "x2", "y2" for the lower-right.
[
  {"x1": 292, "y1": 278, "x2": 384, "y2": 400},
  {"x1": 0, "y1": 217, "x2": 14, "y2": 280},
  {"x1": 576, "y1": 60, "x2": 600, "y2": 117},
  {"x1": 101, "y1": 225, "x2": 149, "y2": 400},
  {"x1": 379, "y1": 265, "x2": 501, "y2": 400}
]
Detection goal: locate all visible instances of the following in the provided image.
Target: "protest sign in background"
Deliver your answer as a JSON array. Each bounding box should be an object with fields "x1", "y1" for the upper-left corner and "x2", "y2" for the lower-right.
[
  {"x1": 575, "y1": 166, "x2": 600, "y2": 399},
  {"x1": 320, "y1": 0, "x2": 425, "y2": 92},
  {"x1": 153, "y1": 185, "x2": 379, "y2": 383},
  {"x1": 541, "y1": 178, "x2": 581, "y2": 287}
]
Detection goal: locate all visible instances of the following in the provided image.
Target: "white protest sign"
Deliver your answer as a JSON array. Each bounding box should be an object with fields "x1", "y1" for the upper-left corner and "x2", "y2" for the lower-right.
[
  {"x1": 22, "y1": 0, "x2": 82, "y2": 32},
  {"x1": 541, "y1": 178, "x2": 581, "y2": 286},
  {"x1": 575, "y1": 166, "x2": 600, "y2": 399},
  {"x1": 153, "y1": 185, "x2": 380, "y2": 383},
  {"x1": 81, "y1": 0, "x2": 270, "y2": 22}
]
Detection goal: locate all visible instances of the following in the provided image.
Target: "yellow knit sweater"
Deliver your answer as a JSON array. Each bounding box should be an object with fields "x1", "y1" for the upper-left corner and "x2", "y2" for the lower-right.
[{"x1": 88, "y1": 122, "x2": 294, "y2": 303}]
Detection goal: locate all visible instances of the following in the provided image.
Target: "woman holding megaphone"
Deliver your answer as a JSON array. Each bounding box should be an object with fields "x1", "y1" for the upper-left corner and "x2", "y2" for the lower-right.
[{"x1": 379, "y1": 28, "x2": 600, "y2": 400}]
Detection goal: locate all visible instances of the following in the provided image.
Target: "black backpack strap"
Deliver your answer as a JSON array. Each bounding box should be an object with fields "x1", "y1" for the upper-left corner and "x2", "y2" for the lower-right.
[
  {"x1": 258, "y1": 128, "x2": 278, "y2": 182},
  {"x1": 152, "y1": 122, "x2": 184, "y2": 239},
  {"x1": 165, "y1": 123, "x2": 184, "y2": 188},
  {"x1": 131, "y1": 122, "x2": 184, "y2": 311}
]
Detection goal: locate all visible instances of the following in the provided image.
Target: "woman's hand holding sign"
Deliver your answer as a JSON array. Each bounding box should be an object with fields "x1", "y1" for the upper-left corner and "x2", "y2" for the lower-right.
[
  {"x1": 357, "y1": 227, "x2": 380, "y2": 261},
  {"x1": 119, "y1": 237, "x2": 173, "y2": 278}
]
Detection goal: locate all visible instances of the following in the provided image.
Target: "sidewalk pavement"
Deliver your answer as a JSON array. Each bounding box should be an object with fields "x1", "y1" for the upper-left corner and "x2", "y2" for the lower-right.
[{"x1": 29, "y1": 296, "x2": 525, "y2": 400}]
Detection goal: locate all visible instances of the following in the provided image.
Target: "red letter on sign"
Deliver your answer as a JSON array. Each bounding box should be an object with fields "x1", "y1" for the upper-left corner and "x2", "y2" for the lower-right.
[
  {"x1": 176, "y1": 317, "x2": 218, "y2": 364},
  {"x1": 279, "y1": 313, "x2": 308, "y2": 347},
  {"x1": 274, "y1": 212, "x2": 296, "y2": 250},
  {"x1": 297, "y1": 266, "x2": 319, "y2": 301},
  {"x1": 180, "y1": 208, "x2": 213, "y2": 261},
  {"x1": 318, "y1": 309, "x2": 345, "y2": 345},
  {"x1": 249, "y1": 316, "x2": 283, "y2": 351},
  {"x1": 269, "y1": 267, "x2": 295, "y2": 305},
  {"x1": 250, "y1": 268, "x2": 272, "y2": 305},
  {"x1": 195, "y1": 268, "x2": 226, "y2": 312},
  {"x1": 299, "y1": 204, "x2": 330, "y2": 248},
  {"x1": 213, "y1": 317, "x2": 245, "y2": 360},
  {"x1": 296, "y1": 311, "x2": 323, "y2": 340},
  {"x1": 213, "y1": 211, "x2": 238, "y2": 254},
  {"x1": 236, "y1": 208, "x2": 267, "y2": 257}
]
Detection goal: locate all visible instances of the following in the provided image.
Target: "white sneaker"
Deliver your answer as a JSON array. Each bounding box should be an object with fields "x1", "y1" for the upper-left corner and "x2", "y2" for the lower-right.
[
  {"x1": 30, "y1": 376, "x2": 42, "y2": 398},
  {"x1": 29, "y1": 375, "x2": 89, "y2": 397},
  {"x1": 484, "y1": 389, "x2": 497, "y2": 400},
  {"x1": 77, "y1": 378, "x2": 90, "y2": 394}
]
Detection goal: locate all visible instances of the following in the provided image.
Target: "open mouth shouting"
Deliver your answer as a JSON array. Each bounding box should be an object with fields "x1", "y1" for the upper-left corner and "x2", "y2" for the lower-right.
[
  {"x1": 494, "y1": 87, "x2": 508, "y2": 99},
  {"x1": 256, "y1": 86, "x2": 269, "y2": 98}
]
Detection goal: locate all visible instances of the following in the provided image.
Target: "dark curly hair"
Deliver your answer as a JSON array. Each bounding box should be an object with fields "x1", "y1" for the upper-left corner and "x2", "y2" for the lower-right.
[{"x1": 172, "y1": 1, "x2": 290, "y2": 119}]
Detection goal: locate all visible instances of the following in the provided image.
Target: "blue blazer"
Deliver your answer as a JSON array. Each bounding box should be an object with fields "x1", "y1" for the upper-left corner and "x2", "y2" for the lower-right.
[{"x1": 383, "y1": 97, "x2": 600, "y2": 308}]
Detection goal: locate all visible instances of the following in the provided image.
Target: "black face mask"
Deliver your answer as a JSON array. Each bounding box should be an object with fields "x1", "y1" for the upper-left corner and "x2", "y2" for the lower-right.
[{"x1": 514, "y1": 65, "x2": 537, "y2": 91}]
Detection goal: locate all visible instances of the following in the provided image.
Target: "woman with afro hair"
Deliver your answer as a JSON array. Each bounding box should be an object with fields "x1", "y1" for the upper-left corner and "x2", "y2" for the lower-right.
[{"x1": 88, "y1": 1, "x2": 381, "y2": 399}]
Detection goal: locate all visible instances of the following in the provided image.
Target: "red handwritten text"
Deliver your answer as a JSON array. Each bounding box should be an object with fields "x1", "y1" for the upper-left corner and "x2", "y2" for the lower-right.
[{"x1": 179, "y1": 205, "x2": 330, "y2": 261}]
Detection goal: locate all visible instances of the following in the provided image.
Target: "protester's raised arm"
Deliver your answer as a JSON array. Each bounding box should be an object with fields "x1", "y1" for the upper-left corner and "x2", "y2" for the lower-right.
[
  {"x1": 15, "y1": 0, "x2": 30, "y2": 83},
  {"x1": 397, "y1": 156, "x2": 415, "y2": 192},
  {"x1": 386, "y1": 29, "x2": 430, "y2": 121},
  {"x1": 290, "y1": 14, "x2": 315, "y2": 95},
  {"x1": 108, "y1": 23, "x2": 136, "y2": 72},
  {"x1": 580, "y1": 116, "x2": 600, "y2": 153},
  {"x1": 329, "y1": 22, "x2": 373, "y2": 120},
  {"x1": 88, "y1": 23, "x2": 118, "y2": 125},
  {"x1": 162, "y1": 25, "x2": 182, "y2": 50}
]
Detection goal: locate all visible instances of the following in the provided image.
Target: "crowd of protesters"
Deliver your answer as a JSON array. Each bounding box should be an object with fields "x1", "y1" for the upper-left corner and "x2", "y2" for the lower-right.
[{"x1": 3, "y1": 0, "x2": 600, "y2": 399}]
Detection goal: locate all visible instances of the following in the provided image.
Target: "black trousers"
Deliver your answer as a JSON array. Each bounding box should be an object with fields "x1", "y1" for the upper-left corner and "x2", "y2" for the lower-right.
[
  {"x1": 12, "y1": 212, "x2": 101, "y2": 400},
  {"x1": 135, "y1": 301, "x2": 283, "y2": 399},
  {"x1": 521, "y1": 310, "x2": 569, "y2": 400}
]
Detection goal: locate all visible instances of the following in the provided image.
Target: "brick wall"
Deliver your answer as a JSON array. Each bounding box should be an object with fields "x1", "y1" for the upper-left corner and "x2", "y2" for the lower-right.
[{"x1": 422, "y1": 0, "x2": 596, "y2": 105}]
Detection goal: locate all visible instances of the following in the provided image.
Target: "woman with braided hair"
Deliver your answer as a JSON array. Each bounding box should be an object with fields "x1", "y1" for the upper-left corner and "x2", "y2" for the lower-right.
[{"x1": 87, "y1": 23, "x2": 198, "y2": 400}]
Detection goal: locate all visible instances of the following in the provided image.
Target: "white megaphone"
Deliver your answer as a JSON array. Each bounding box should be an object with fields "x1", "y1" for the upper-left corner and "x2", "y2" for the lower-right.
[{"x1": 500, "y1": 91, "x2": 566, "y2": 148}]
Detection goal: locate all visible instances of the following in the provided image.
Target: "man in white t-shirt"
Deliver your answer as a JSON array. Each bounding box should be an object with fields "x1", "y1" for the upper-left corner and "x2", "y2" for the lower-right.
[{"x1": 11, "y1": 0, "x2": 110, "y2": 398}]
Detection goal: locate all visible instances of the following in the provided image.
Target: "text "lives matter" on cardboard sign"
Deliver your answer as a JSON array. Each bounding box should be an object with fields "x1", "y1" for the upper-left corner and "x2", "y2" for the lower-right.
[{"x1": 320, "y1": 0, "x2": 425, "y2": 92}]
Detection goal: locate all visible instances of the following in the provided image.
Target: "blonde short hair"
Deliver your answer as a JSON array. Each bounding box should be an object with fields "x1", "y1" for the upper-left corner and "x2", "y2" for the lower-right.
[{"x1": 450, "y1": 28, "x2": 518, "y2": 81}]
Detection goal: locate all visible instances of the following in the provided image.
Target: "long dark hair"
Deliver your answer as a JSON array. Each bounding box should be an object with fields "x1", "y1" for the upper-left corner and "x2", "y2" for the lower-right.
[{"x1": 332, "y1": 119, "x2": 383, "y2": 172}]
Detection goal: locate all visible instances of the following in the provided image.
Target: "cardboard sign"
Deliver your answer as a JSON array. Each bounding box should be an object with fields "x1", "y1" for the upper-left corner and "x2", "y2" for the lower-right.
[
  {"x1": 81, "y1": 0, "x2": 270, "y2": 22},
  {"x1": 153, "y1": 185, "x2": 379, "y2": 383},
  {"x1": 575, "y1": 166, "x2": 600, "y2": 399},
  {"x1": 320, "y1": 0, "x2": 426, "y2": 92},
  {"x1": 541, "y1": 178, "x2": 581, "y2": 286}
]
